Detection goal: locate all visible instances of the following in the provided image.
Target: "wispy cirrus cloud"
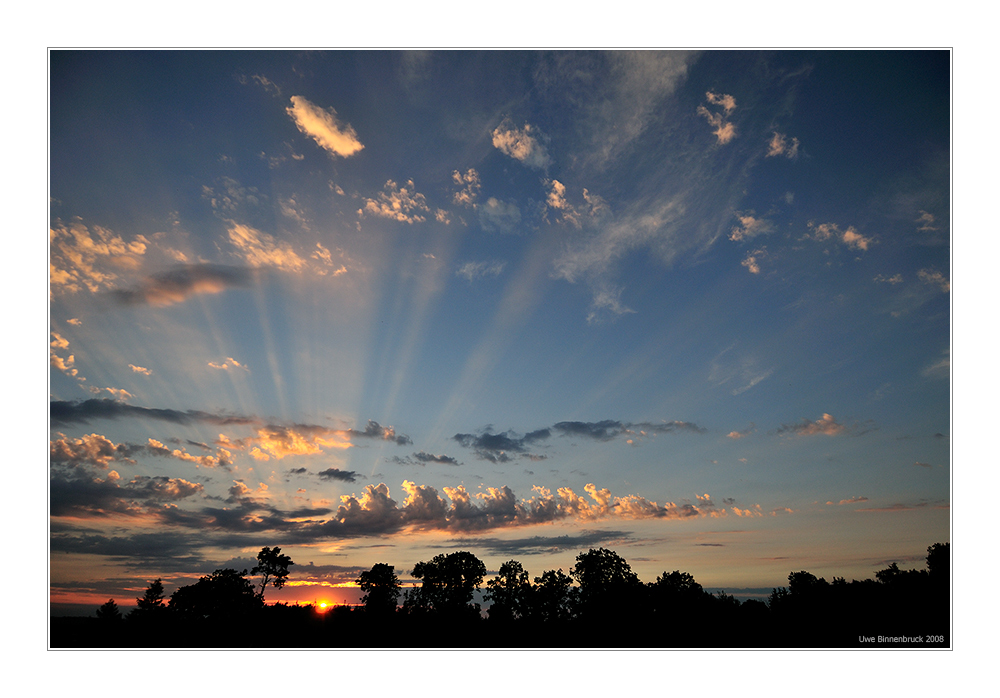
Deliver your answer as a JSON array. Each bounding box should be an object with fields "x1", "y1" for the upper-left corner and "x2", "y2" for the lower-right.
[
  {"x1": 286, "y1": 95, "x2": 364, "y2": 158},
  {"x1": 456, "y1": 260, "x2": 505, "y2": 281}
]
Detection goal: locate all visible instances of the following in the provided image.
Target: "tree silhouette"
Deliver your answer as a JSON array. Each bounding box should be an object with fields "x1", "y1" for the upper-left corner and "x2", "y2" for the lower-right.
[
  {"x1": 251, "y1": 546, "x2": 293, "y2": 601},
  {"x1": 96, "y1": 598, "x2": 122, "y2": 622},
  {"x1": 484, "y1": 560, "x2": 531, "y2": 622},
  {"x1": 571, "y1": 548, "x2": 641, "y2": 618},
  {"x1": 926, "y1": 542, "x2": 949, "y2": 581},
  {"x1": 405, "y1": 551, "x2": 486, "y2": 618},
  {"x1": 357, "y1": 563, "x2": 401, "y2": 616},
  {"x1": 530, "y1": 568, "x2": 576, "y2": 623},
  {"x1": 169, "y1": 568, "x2": 261, "y2": 621}
]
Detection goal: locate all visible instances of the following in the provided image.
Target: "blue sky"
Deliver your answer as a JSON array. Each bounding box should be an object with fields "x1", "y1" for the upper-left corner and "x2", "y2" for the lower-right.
[{"x1": 48, "y1": 50, "x2": 950, "y2": 610}]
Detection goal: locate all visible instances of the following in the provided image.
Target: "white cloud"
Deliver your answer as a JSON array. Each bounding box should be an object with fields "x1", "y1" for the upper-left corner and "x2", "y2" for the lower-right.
[
  {"x1": 129, "y1": 364, "x2": 152, "y2": 376},
  {"x1": 874, "y1": 273, "x2": 904, "y2": 284},
  {"x1": 492, "y1": 119, "x2": 552, "y2": 169},
  {"x1": 478, "y1": 197, "x2": 521, "y2": 233},
  {"x1": 586, "y1": 286, "x2": 635, "y2": 324},
  {"x1": 286, "y1": 95, "x2": 364, "y2": 158},
  {"x1": 456, "y1": 261, "x2": 506, "y2": 281}
]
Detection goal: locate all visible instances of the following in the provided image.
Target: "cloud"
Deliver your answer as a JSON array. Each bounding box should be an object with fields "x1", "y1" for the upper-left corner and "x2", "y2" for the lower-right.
[
  {"x1": 766, "y1": 132, "x2": 799, "y2": 158},
  {"x1": 741, "y1": 248, "x2": 765, "y2": 275},
  {"x1": 347, "y1": 420, "x2": 412, "y2": 446},
  {"x1": 727, "y1": 424, "x2": 755, "y2": 439},
  {"x1": 50, "y1": 398, "x2": 257, "y2": 427},
  {"x1": 413, "y1": 452, "x2": 460, "y2": 465},
  {"x1": 50, "y1": 470, "x2": 204, "y2": 519},
  {"x1": 544, "y1": 180, "x2": 608, "y2": 229},
  {"x1": 777, "y1": 413, "x2": 846, "y2": 436},
  {"x1": 453, "y1": 428, "x2": 549, "y2": 463},
  {"x1": 826, "y1": 496, "x2": 869, "y2": 505},
  {"x1": 227, "y1": 223, "x2": 307, "y2": 272},
  {"x1": 50, "y1": 220, "x2": 149, "y2": 295},
  {"x1": 921, "y1": 349, "x2": 950, "y2": 379},
  {"x1": 586, "y1": 285, "x2": 635, "y2": 324},
  {"x1": 874, "y1": 274, "x2": 904, "y2": 284},
  {"x1": 201, "y1": 176, "x2": 264, "y2": 213},
  {"x1": 916, "y1": 210, "x2": 938, "y2": 232},
  {"x1": 913, "y1": 461, "x2": 933, "y2": 469},
  {"x1": 452, "y1": 169, "x2": 481, "y2": 207},
  {"x1": 491, "y1": 118, "x2": 552, "y2": 169},
  {"x1": 532, "y1": 52, "x2": 691, "y2": 168},
  {"x1": 109, "y1": 264, "x2": 254, "y2": 307},
  {"x1": 318, "y1": 468, "x2": 360, "y2": 482},
  {"x1": 208, "y1": 357, "x2": 250, "y2": 372},
  {"x1": 806, "y1": 222, "x2": 874, "y2": 251},
  {"x1": 51, "y1": 433, "x2": 135, "y2": 469},
  {"x1": 129, "y1": 364, "x2": 152, "y2": 376},
  {"x1": 730, "y1": 214, "x2": 774, "y2": 242},
  {"x1": 456, "y1": 260, "x2": 506, "y2": 281},
  {"x1": 478, "y1": 197, "x2": 521, "y2": 233},
  {"x1": 552, "y1": 419, "x2": 705, "y2": 441},
  {"x1": 359, "y1": 180, "x2": 432, "y2": 224},
  {"x1": 445, "y1": 530, "x2": 633, "y2": 556},
  {"x1": 286, "y1": 95, "x2": 364, "y2": 158},
  {"x1": 697, "y1": 92, "x2": 737, "y2": 145},
  {"x1": 917, "y1": 268, "x2": 950, "y2": 293}
]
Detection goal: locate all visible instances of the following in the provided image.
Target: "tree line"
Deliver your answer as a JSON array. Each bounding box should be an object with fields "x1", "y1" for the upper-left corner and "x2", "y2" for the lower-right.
[{"x1": 53, "y1": 542, "x2": 949, "y2": 648}]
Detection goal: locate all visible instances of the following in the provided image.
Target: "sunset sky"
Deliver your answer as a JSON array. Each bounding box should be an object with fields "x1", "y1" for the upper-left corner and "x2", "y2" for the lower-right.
[{"x1": 48, "y1": 49, "x2": 950, "y2": 613}]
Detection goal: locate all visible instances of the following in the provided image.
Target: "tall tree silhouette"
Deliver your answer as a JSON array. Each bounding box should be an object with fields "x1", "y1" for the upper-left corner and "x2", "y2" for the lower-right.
[
  {"x1": 484, "y1": 560, "x2": 531, "y2": 622},
  {"x1": 357, "y1": 563, "x2": 401, "y2": 616},
  {"x1": 251, "y1": 546, "x2": 293, "y2": 601}
]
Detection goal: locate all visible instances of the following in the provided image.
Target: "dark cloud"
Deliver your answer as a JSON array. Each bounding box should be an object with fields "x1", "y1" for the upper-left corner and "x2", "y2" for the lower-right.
[
  {"x1": 452, "y1": 429, "x2": 549, "y2": 462},
  {"x1": 318, "y1": 468, "x2": 359, "y2": 482},
  {"x1": 50, "y1": 471, "x2": 205, "y2": 519},
  {"x1": 444, "y1": 530, "x2": 634, "y2": 556},
  {"x1": 287, "y1": 467, "x2": 309, "y2": 474},
  {"x1": 109, "y1": 263, "x2": 254, "y2": 306},
  {"x1": 50, "y1": 398, "x2": 257, "y2": 427},
  {"x1": 347, "y1": 420, "x2": 412, "y2": 445},
  {"x1": 552, "y1": 420, "x2": 627, "y2": 441},
  {"x1": 413, "y1": 451, "x2": 460, "y2": 465},
  {"x1": 553, "y1": 419, "x2": 707, "y2": 441}
]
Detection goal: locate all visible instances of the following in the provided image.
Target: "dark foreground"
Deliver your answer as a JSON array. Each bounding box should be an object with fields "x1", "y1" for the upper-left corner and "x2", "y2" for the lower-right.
[{"x1": 51, "y1": 589, "x2": 949, "y2": 649}]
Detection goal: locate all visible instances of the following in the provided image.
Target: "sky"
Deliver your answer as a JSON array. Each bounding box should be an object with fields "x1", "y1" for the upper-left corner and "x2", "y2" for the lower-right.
[{"x1": 48, "y1": 49, "x2": 951, "y2": 612}]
